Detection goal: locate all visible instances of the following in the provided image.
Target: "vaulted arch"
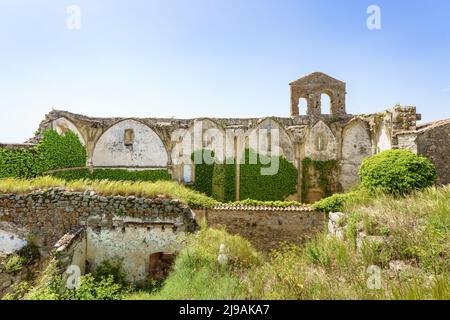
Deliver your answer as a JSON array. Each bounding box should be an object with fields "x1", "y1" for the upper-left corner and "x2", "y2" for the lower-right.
[
  {"x1": 339, "y1": 119, "x2": 372, "y2": 190},
  {"x1": 52, "y1": 117, "x2": 86, "y2": 145},
  {"x1": 92, "y1": 119, "x2": 168, "y2": 167},
  {"x1": 245, "y1": 118, "x2": 295, "y2": 162},
  {"x1": 305, "y1": 120, "x2": 337, "y2": 161}
]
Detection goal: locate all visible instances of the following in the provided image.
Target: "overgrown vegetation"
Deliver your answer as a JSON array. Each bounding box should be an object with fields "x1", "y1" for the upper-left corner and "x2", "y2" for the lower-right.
[
  {"x1": 313, "y1": 188, "x2": 373, "y2": 213},
  {"x1": 124, "y1": 224, "x2": 261, "y2": 300},
  {"x1": 4, "y1": 186, "x2": 448, "y2": 300},
  {"x1": 301, "y1": 157, "x2": 338, "y2": 201},
  {"x1": 0, "y1": 130, "x2": 87, "y2": 179},
  {"x1": 239, "y1": 149, "x2": 298, "y2": 201},
  {"x1": 0, "y1": 241, "x2": 40, "y2": 275},
  {"x1": 4, "y1": 258, "x2": 129, "y2": 300},
  {"x1": 50, "y1": 168, "x2": 171, "y2": 182},
  {"x1": 127, "y1": 186, "x2": 449, "y2": 300},
  {"x1": 359, "y1": 149, "x2": 437, "y2": 195},
  {"x1": 1, "y1": 147, "x2": 447, "y2": 300},
  {"x1": 0, "y1": 176, "x2": 218, "y2": 209},
  {"x1": 229, "y1": 199, "x2": 306, "y2": 207},
  {"x1": 192, "y1": 149, "x2": 215, "y2": 197},
  {"x1": 192, "y1": 149, "x2": 297, "y2": 202}
]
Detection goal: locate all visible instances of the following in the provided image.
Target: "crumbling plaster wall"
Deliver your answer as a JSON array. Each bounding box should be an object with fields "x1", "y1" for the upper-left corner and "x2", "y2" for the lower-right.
[
  {"x1": 86, "y1": 217, "x2": 183, "y2": 282},
  {"x1": 92, "y1": 119, "x2": 169, "y2": 168},
  {"x1": 0, "y1": 188, "x2": 198, "y2": 255},
  {"x1": 339, "y1": 120, "x2": 372, "y2": 191}
]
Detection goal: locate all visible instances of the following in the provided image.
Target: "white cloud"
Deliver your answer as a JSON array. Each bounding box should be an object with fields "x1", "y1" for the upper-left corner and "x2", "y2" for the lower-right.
[{"x1": 443, "y1": 85, "x2": 450, "y2": 92}]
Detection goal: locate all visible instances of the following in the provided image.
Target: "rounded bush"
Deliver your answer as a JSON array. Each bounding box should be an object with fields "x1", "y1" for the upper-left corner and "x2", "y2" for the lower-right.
[{"x1": 359, "y1": 149, "x2": 437, "y2": 194}]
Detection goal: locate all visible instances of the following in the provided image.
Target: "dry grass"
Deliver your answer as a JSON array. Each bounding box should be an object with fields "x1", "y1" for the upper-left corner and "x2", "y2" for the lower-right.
[
  {"x1": 0, "y1": 176, "x2": 218, "y2": 208},
  {"x1": 247, "y1": 185, "x2": 449, "y2": 300}
]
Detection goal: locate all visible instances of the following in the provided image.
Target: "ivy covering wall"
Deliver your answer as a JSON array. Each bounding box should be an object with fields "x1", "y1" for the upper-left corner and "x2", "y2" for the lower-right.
[
  {"x1": 211, "y1": 160, "x2": 236, "y2": 202},
  {"x1": 301, "y1": 157, "x2": 338, "y2": 201},
  {"x1": 239, "y1": 149, "x2": 297, "y2": 201},
  {"x1": 191, "y1": 149, "x2": 215, "y2": 197},
  {"x1": 191, "y1": 148, "x2": 297, "y2": 202},
  {"x1": 0, "y1": 130, "x2": 87, "y2": 179},
  {"x1": 50, "y1": 168, "x2": 171, "y2": 182}
]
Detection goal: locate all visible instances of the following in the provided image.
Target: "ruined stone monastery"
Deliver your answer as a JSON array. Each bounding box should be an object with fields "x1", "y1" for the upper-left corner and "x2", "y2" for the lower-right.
[
  {"x1": 27, "y1": 72, "x2": 450, "y2": 200},
  {"x1": 1, "y1": 72, "x2": 449, "y2": 292}
]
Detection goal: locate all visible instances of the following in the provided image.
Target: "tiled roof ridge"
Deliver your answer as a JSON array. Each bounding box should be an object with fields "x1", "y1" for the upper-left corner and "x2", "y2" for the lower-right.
[{"x1": 211, "y1": 204, "x2": 314, "y2": 212}]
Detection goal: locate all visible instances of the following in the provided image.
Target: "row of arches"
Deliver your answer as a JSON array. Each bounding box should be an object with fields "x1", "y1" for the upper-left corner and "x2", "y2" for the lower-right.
[
  {"x1": 52, "y1": 117, "x2": 297, "y2": 169},
  {"x1": 52, "y1": 116, "x2": 375, "y2": 190}
]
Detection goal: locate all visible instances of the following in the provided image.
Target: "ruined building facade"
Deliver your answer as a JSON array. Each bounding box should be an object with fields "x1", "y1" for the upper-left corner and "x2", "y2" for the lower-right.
[{"x1": 27, "y1": 72, "x2": 450, "y2": 201}]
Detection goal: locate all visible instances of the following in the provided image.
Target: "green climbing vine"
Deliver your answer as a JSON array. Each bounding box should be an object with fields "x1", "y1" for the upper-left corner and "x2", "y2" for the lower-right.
[
  {"x1": 301, "y1": 157, "x2": 338, "y2": 201},
  {"x1": 0, "y1": 130, "x2": 87, "y2": 179}
]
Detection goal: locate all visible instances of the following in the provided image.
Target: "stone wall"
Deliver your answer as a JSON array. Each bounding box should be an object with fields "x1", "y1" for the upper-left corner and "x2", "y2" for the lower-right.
[
  {"x1": 85, "y1": 215, "x2": 184, "y2": 282},
  {"x1": 194, "y1": 205, "x2": 325, "y2": 251},
  {"x1": 0, "y1": 188, "x2": 198, "y2": 254},
  {"x1": 20, "y1": 72, "x2": 449, "y2": 200},
  {"x1": 416, "y1": 119, "x2": 450, "y2": 185},
  {"x1": 0, "y1": 189, "x2": 198, "y2": 286}
]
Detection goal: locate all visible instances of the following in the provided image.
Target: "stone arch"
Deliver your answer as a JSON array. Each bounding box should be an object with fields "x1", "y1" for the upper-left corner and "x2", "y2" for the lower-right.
[
  {"x1": 298, "y1": 97, "x2": 308, "y2": 115},
  {"x1": 52, "y1": 117, "x2": 86, "y2": 145},
  {"x1": 92, "y1": 119, "x2": 169, "y2": 167},
  {"x1": 182, "y1": 118, "x2": 227, "y2": 158},
  {"x1": 171, "y1": 118, "x2": 226, "y2": 182},
  {"x1": 339, "y1": 119, "x2": 372, "y2": 190},
  {"x1": 305, "y1": 120, "x2": 337, "y2": 161},
  {"x1": 245, "y1": 118, "x2": 295, "y2": 162},
  {"x1": 290, "y1": 72, "x2": 346, "y2": 116},
  {"x1": 320, "y1": 91, "x2": 333, "y2": 114}
]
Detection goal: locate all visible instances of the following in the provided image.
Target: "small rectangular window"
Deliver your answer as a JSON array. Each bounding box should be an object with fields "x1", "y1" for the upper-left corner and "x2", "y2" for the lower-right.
[{"x1": 124, "y1": 129, "x2": 135, "y2": 146}]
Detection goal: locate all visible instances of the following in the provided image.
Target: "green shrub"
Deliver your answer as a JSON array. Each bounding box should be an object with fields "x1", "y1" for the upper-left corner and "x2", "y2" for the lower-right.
[
  {"x1": 212, "y1": 161, "x2": 237, "y2": 202},
  {"x1": 51, "y1": 168, "x2": 171, "y2": 182},
  {"x1": 63, "y1": 274, "x2": 125, "y2": 300},
  {"x1": 49, "y1": 169, "x2": 91, "y2": 180},
  {"x1": 239, "y1": 149, "x2": 297, "y2": 201},
  {"x1": 1, "y1": 254, "x2": 28, "y2": 274},
  {"x1": 93, "y1": 258, "x2": 127, "y2": 285},
  {"x1": 212, "y1": 163, "x2": 226, "y2": 201},
  {"x1": 0, "y1": 148, "x2": 38, "y2": 178},
  {"x1": 359, "y1": 149, "x2": 437, "y2": 194},
  {"x1": 191, "y1": 149, "x2": 296, "y2": 202},
  {"x1": 313, "y1": 191, "x2": 357, "y2": 213},
  {"x1": 0, "y1": 177, "x2": 219, "y2": 209},
  {"x1": 1, "y1": 242, "x2": 40, "y2": 274}
]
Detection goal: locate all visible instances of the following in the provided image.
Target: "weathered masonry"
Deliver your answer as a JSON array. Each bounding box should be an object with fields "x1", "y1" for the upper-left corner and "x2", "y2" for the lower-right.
[
  {"x1": 194, "y1": 205, "x2": 324, "y2": 251},
  {"x1": 0, "y1": 188, "x2": 198, "y2": 286},
  {"x1": 19, "y1": 72, "x2": 450, "y2": 201}
]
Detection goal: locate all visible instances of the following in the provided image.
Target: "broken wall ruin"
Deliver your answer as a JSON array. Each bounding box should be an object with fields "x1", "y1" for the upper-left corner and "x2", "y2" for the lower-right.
[
  {"x1": 0, "y1": 188, "x2": 198, "y2": 286},
  {"x1": 8, "y1": 72, "x2": 450, "y2": 203}
]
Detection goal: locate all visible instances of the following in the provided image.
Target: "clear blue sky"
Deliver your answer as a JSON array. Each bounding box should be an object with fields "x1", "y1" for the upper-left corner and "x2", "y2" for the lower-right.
[{"x1": 1, "y1": 0, "x2": 449, "y2": 142}]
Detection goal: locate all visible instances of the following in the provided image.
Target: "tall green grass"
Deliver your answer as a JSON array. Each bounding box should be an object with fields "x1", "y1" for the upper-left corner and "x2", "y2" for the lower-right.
[
  {"x1": 124, "y1": 224, "x2": 261, "y2": 300},
  {"x1": 125, "y1": 186, "x2": 449, "y2": 300}
]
